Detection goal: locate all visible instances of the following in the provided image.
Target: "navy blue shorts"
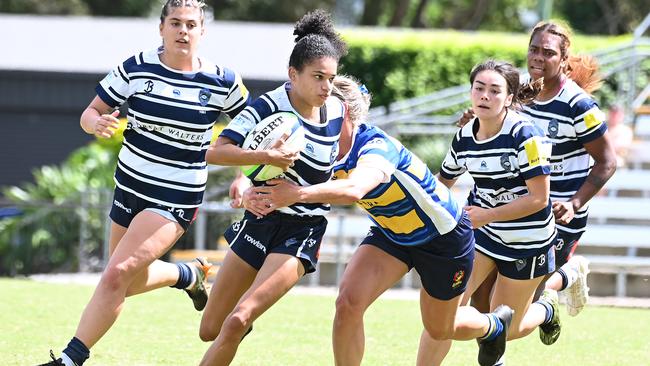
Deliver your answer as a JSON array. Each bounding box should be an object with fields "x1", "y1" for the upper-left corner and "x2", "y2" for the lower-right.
[
  {"x1": 479, "y1": 245, "x2": 556, "y2": 280},
  {"x1": 224, "y1": 211, "x2": 327, "y2": 274},
  {"x1": 109, "y1": 186, "x2": 198, "y2": 231},
  {"x1": 554, "y1": 230, "x2": 583, "y2": 267},
  {"x1": 360, "y1": 213, "x2": 475, "y2": 301}
]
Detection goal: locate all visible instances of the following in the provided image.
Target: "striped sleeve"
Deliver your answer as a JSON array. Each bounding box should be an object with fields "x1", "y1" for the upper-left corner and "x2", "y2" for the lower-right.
[
  {"x1": 440, "y1": 130, "x2": 466, "y2": 179},
  {"x1": 572, "y1": 98, "x2": 607, "y2": 144},
  {"x1": 95, "y1": 57, "x2": 132, "y2": 108},
  {"x1": 222, "y1": 68, "x2": 251, "y2": 119},
  {"x1": 516, "y1": 124, "x2": 552, "y2": 180}
]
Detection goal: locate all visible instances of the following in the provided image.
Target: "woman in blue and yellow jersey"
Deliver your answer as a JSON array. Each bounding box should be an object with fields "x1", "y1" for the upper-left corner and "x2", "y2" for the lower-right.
[{"x1": 246, "y1": 75, "x2": 513, "y2": 366}]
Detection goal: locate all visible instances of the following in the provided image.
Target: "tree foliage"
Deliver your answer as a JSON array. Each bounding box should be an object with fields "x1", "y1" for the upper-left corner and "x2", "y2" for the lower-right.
[{"x1": 209, "y1": 0, "x2": 335, "y2": 22}]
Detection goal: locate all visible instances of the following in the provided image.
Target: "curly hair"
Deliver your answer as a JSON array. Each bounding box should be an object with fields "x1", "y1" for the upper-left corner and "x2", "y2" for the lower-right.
[{"x1": 289, "y1": 10, "x2": 348, "y2": 71}]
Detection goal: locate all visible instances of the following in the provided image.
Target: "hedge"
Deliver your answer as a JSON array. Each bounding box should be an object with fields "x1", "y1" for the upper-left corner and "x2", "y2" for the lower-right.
[{"x1": 340, "y1": 29, "x2": 631, "y2": 107}]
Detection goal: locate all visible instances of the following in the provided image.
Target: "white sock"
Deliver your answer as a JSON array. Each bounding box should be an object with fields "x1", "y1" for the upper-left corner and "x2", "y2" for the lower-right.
[{"x1": 60, "y1": 353, "x2": 78, "y2": 366}]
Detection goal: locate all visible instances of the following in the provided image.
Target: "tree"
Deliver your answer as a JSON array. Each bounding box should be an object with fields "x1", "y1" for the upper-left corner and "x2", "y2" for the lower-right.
[
  {"x1": 556, "y1": 0, "x2": 650, "y2": 35},
  {"x1": 0, "y1": 0, "x2": 88, "y2": 15},
  {"x1": 83, "y1": 0, "x2": 159, "y2": 17},
  {"x1": 209, "y1": 0, "x2": 335, "y2": 23}
]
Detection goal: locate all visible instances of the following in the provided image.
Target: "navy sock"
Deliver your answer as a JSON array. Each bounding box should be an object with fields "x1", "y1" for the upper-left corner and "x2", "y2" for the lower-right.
[
  {"x1": 480, "y1": 313, "x2": 504, "y2": 342},
  {"x1": 536, "y1": 299, "x2": 554, "y2": 324},
  {"x1": 171, "y1": 262, "x2": 193, "y2": 289},
  {"x1": 557, "y1": 268, "x2": 569, "y2": 291},
  {"x1": 62, "y1": 337, "x2": 90, "y2": 366}
]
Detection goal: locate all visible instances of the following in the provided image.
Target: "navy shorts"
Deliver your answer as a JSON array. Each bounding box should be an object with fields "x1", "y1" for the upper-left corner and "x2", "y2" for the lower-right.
[
  {"x1": 109, "y1": 186, "x2": 198, "y2": 232},
  {"x1": 360, "y1": 213, "x2": 475, "y2": 301},
  {"x1": 224, "y1": 211, "x2": 327, "y2": 274},
  {"x1": 478, "y1": 245, "x2": 556, "y2": 280},
  {"x1": 554, "y1": 230, "x2": 583, "y2": 267}
]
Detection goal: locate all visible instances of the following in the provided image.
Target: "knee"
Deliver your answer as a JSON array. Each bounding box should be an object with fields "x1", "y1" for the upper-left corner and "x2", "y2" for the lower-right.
[
  {"x1": 334, "y1": 291, "x2": 366, "y2": 322},
  {"x1": 220, "y1": 308, "x2": 252, "y2": 341},
  {"x1": 199, "y1": 323, "x2": 218, "y2": 342},
  {"x1": 425, "y1": 324, "x2": 454, "y2": 341},
  {"x1": 199, "y1": 316, "x2": 220, "y2": 342},
  {"x1": 99, "y1": 263, "x2": 131, "y2": 293}
]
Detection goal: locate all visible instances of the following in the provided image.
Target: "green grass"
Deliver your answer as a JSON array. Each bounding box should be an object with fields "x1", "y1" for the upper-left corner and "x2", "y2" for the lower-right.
[{"x1": 2, "y1": 278, "x2": 649, "y2": 365}]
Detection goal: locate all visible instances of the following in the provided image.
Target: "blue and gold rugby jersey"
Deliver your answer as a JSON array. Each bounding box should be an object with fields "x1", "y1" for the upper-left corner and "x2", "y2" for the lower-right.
[
  {"x1": 333, "y1": 124, "x2": 462, "y2": 246},
  {"x1": 220, "y1": 82, "x2": 345, "y2": 216},
  {"x1": 96, "y1": 48, "x2": 250, "y2": 208},
  {"x1": 521, "y1": 78, "x2": 608, "y2": 235},
  {"x1": 440, "y1": 111, "x2": 556, "y2": 260}
]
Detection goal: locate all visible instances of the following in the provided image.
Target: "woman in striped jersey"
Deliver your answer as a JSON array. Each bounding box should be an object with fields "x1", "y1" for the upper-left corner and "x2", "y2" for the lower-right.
[
  {"x1": 420, "y1": 60, "x2": 566, "y2": 365},
  {"x1": 198, "y1": 10, "x2": 348, "y2": 366},
  {"x1": 467, "y1": 22, "x2": 617, "y2": 336},
  {"x1": 523, "y1": 21, "x2": 616, "y2": 317},
  {"x1": 39, "y1": 1, "x2": 250, "y2": 365},
  {"x1": 244, "y1": 75, "x2": 514, "y2": 366}
]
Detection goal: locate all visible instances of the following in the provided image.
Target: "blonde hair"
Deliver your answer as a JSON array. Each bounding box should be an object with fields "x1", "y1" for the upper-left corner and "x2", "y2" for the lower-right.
[
  {"x1": 530, "y1": 21, "x2": 602, "y2": 93},
  {"x1": 332, "y1": 75, "x2": 372, "y2": 126}
]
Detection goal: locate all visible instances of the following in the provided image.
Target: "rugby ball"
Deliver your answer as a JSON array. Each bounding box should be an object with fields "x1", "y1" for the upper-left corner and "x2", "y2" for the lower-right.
[{"x1": 240, "y1": 112, "x2": 305, "y2": 181}]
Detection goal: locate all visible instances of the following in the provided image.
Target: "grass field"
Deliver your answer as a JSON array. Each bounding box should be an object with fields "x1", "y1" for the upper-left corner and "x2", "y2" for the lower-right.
[{"x1": 2, "y1": 278, "x2": 649, "y2": 366}]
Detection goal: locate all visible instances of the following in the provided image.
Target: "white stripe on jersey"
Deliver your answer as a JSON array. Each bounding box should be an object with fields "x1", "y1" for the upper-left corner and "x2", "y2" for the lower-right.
[
  {"x1": 129, "y1": 109, "x2": 212, "y2": 130},
  {"x1": 129, "y1": 71, "x2": 231, "y2": 93},
  {"x1": 122, "y1": 140, "x2": 206, "y2": 168},
  {"x1": 118, "y1": 148, "x2": 207, "y2": 184},
  {"x1": 129, "y1": 124, "x2": 208, "y2": 151},
  {"x1": 116, "y1": 161, "x2": 206, "y2": 192},
  {"x1": 393, "y1": 170, "x2": 458, "y2": 235}
]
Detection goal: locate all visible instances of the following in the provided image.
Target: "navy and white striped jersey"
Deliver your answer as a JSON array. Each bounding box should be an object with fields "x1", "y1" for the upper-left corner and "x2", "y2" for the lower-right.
[
  {"x1": 97, "y1": 49, "x2": 250, "y2": 209},
  {"x1": 521, "y1": 79, "x2": 607, "y2": 234},
  {"x1": 441, "y1": 110, "x2": 556, "y2": 260},
  {"x1": 334, "y1": 124, "x2": 462, "y2": 246},
  {"x1": 220, "y1": 82, "x2": 345, "y2": 216}
]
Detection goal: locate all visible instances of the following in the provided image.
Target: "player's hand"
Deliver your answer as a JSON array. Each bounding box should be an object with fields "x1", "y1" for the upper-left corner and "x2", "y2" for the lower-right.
[
  {"x1": 242, "y1": 187, "x2": 269, "y2": 218},
  {"x1": 248, "y1": 179, "x2": 300, "y2": 215},
  {"x1": 266, "y1": 134, "x2": 300, "y2": 171},
  {"x1": 464, "y1": 205, "x2": 491, "y2": 228},
  {"x1": 552, "y1": 201, "x2": 575, "y2": 224},
  {"x1": 94, "y1": 110, "x2": 120, "y2": 138},
  {"x1": 229, "y1": 172, "x2": 252, "y2": 209},
  {"x1": 457, "y1": 108, "x2": 475, "y2": 127}
]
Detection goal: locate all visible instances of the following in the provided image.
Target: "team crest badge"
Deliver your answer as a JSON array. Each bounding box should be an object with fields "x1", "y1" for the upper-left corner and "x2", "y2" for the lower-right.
[
  {"x1": 500, "y1": 153, "x2": 512, "y2": 171},
  {"x1": 451, "y1": 270, "x2": 465, "y2": 289},
  {"x1": 231, "y1": 221, "x2": 241, "y2": 232},
  {"x1": 198, "y1": 88, "x2": 211, "y2": 106},
  {"x1": 547, "y1": 119, "x2": 559, "y2": 138},
  {"x1": 515, "y1": 259, "x2": 527, "y2": 271}
]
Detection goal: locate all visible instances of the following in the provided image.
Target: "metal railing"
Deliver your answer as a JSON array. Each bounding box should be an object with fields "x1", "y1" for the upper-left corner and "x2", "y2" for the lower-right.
[{"x1": 369, "y1": 13, "x2": 650, "y2": 135}]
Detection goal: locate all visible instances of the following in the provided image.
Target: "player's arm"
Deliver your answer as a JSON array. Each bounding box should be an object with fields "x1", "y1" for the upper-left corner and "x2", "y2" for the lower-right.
[
  {"x1": 206, "y1": 136, "x2": 298, "y2": 170},
  {"x1": 80, "y1": 96, "x2": 120, "y2": 138},
  {"x1": 247, "y1": 165, "x2": 384, "y2": 214},
  {"x1": 554, "y1": 133, "x2": 617, "y2": 223},
  {"x1": 465, "y1": 174, "x2": 549, "y2": 228}
]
